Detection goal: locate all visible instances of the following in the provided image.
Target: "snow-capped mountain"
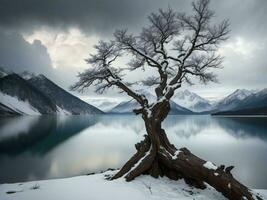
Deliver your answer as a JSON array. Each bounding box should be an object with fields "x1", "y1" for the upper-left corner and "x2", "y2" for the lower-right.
[
  {"x1": 109, "y1": 90, "x2": 193, "y2": 114},
  {"x1": 172, "y1": 90, "x2": 212, "y2": 112},
  {"x1": 83, "y1": 97, "x2": 122, "y2": 112},
  {"x1": 79, "y1": 88, "x2": 267, "y2": 115},
  {"x1": 0, "y1": 74, "x2": 57, "y2": 115},
  {"x1": 212, "y1": 88, "x2": 267, "y2": 115},
  {"x1": 20, "y1": 71, "x2": 36, "y2": 80},
  {"x1": 0, "y1": 73, "x2": 102, "y2": 116},
  {"x1": 213, "y1": 89, "x2": 255, "y2": 111},
  {"x1": 108, "y1": 88, "x2": 267, "y2": 114},
  {"x1": 109, "y1": 89, "x2": 156, "y2": 113},
  {"x1": 109, "y1": 99, "x2": 138, "y2": 113},
  {"x1": 232, "y1": 88, "x2": 267, "y2": 110},
  {"x1": 28, "y1": 74, "x2": 103, "y2": 115}
]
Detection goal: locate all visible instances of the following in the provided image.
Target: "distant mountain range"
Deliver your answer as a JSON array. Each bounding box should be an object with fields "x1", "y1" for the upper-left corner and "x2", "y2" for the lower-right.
[
  {"x1": 1, "y1": 68, "x2": 266, "y2": 116},
  {"x1": 109, "y1": 89, "x2": 193, "y2": 114},
  {"x1": 171, "y1": 90, "x2": 212, "y2": 112},
  {"x1": 83, "y1": 97, "x2": 122, "y2": 112},
  {"x1": 211, "y1": 89, "x2": 267, "y2": 115},
  {"x1": 211, "y1": 89, "x2": 254, "y2": 112},
  {"x1": 0, "y1": 70, "x2": 102, "y2": 116},
  {"x1": 86, "y1": 88, "x2": 267, "y2": 115}
]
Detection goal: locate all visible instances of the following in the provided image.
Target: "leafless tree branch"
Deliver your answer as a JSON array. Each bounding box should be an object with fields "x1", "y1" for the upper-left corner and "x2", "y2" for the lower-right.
[{"x1": 72, "y1": 0, "x2": 229, "y2": 111}]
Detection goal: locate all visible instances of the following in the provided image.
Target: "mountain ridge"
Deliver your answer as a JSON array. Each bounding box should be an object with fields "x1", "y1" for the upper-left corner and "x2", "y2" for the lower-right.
[
  {"x1": 0, "y1": 73, "x2": 57, "y2": 114},
  {"x1": 28, "y1": 74, "x2": 102, "y2": 115},
  {"x1": 0, "y1": 73, "x2": 102, "y2": 116}
]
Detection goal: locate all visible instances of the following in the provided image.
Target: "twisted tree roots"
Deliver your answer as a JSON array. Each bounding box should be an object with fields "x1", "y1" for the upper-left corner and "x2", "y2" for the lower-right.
[{"x1": 110, "y1": 132, "x2": 263, "y2": 200}]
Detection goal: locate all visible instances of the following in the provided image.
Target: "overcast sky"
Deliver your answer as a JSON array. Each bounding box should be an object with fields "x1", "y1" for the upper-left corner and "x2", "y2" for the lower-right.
[{"x1": 0, "y1": 0, "x2": 266, "y2": 100}]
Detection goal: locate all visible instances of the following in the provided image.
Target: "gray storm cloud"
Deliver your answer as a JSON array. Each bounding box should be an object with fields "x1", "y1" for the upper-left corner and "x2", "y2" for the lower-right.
[
  {"x1": 0, "y1": 0, "x2": 266, "y2": 98},
  {"x1": 0, "y1": 30, "x2": 53, "y2": 75},
  {"x1": 0, "y1": 0, "x2": 266, "y2": 37}
]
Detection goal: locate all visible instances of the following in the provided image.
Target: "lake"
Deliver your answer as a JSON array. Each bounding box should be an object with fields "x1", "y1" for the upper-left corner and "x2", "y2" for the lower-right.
[{"x1": 0, "y1": 115, "x2": 266, "y2": 189}]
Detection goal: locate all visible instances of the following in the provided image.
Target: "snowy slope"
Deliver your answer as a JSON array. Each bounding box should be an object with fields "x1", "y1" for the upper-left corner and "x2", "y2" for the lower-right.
[
  {"x1": 213, "y1": 89, "x2": 256, "y2": 111},
  {"x1": 0, "y1": 73, "x2": 102, "y2": 116},
  {"x1": 0, "y1": 92, "x2": 40, "y2": 115},
  {"x1": 109, "y1": 99, "x2": 139, "y2": 113},
  {"x1": 28, "y1": 74, "x2": 103, "y2": 115},
  {"x1": 0, "y1": 74, "x2": 57, "y2": 115},
  {"x1": 213, "y1": 88, "x2": 267, "y2": 114},
  {"x1": 217, "y1": 89, "x2": 253, "y2": 103},
  {"x1": 0, "y1": 171, "x2": 266, "y2": 200},
  {"x1": 172, "y1": 90, "x2": 212, "y2": 112},
  {"x1": 0, "y1": 103, "x2": 20, "y2": 116},
  {"x1": 83, "y1": 97, "x2": 123, "y2": 112}
]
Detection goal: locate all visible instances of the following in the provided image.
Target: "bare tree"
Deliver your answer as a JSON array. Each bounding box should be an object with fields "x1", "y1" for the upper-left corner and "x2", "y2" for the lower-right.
[{"x1": 72, "y1": 1, "x2": 262, "y2": 199}]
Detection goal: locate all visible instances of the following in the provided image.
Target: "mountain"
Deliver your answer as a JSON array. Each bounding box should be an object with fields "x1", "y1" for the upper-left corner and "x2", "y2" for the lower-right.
[
  {"x1": 109, "y1": 90, "x2": 193, "y2": 114},
  {"x1": 28, "y1": 74, "x2": 102, "y2": 115},
  {"x1": 213, "y1": 89, "x2": 254, "y2": 111},
  {"x1": 172, "y1": 90, "x2": 212, "y2": 112},
  {"x1": 235, "y1": 88, "x2": 267, "y2": 110},
  {"x1": 0, "y1": 74, "x2": 57, "y2": 115},
  {"x1": 108, "y1": 99, "x2": 137, "y2": 113},
  {"x1": 169, "y1": 101, "x2": 194, "y2": 114},
  {"x1": 212, "y1": 89, "x2": 267, "y2": 115},
  {"x1": 0, "y1": 72, "x2": 103, "y2": 116},
  {"x1": 84, "y1": 97, "x2": 122, "y2": 112},
  {"x1": 20, "y1": 71, "x2": 36, "y2": 80}
]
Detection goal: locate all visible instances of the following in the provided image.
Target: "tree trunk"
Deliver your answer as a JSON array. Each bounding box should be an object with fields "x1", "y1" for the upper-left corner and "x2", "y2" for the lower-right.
[{"x1": 110, "y1": 101, "x2": 263, "y2": 200}]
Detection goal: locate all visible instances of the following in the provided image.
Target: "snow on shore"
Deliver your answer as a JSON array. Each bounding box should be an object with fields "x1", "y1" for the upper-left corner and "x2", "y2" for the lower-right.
[{"x1": 0, "y1": 171, "x2": 266, "y2": 200}]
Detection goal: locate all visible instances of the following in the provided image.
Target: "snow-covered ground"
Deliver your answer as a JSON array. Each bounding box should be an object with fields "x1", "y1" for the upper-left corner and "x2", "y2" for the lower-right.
[{"x1": 0, "y1": 171, "x2": 266, "y2": 200}]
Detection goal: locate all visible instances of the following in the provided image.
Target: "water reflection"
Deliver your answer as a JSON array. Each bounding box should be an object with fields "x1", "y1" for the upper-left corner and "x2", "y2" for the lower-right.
[
  {"x1": 214, "y1": 117, "x2": 267, "y2": 140},
  {"x1": 0, "y1": 115, "x2": 100, "y2": 155},
  {"x1": 0, "y1": 115, "x2": 266, "y2": 189}
]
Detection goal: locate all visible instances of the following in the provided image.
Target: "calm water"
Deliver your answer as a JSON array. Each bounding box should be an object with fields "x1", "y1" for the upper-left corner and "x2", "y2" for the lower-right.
[{"x1": 0, "y1": 115, "x2": 266, "y2": 188}]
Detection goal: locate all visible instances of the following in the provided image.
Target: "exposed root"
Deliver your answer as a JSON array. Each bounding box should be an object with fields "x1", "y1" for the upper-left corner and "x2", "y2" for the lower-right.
[
  {"x1": 111, "y1": 135, "x2": 262, "y2": 200},
  {"x1": 111, "y1": 135, "x2": 152, "y2": 180}
]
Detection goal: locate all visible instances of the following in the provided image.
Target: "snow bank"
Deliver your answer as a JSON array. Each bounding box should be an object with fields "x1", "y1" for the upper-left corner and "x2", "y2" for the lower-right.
[
  {"x1": 1, "y1": 171, "x2": 266, "y2": 200},
  {"x1": 0, "y1": 92, "x2": 40, "y2": 115}
]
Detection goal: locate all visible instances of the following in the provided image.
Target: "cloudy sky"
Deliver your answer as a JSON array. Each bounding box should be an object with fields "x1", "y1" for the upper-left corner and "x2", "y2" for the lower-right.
[{"x1": 0, "y1": 0, "x2": 266, "y2": 100}]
